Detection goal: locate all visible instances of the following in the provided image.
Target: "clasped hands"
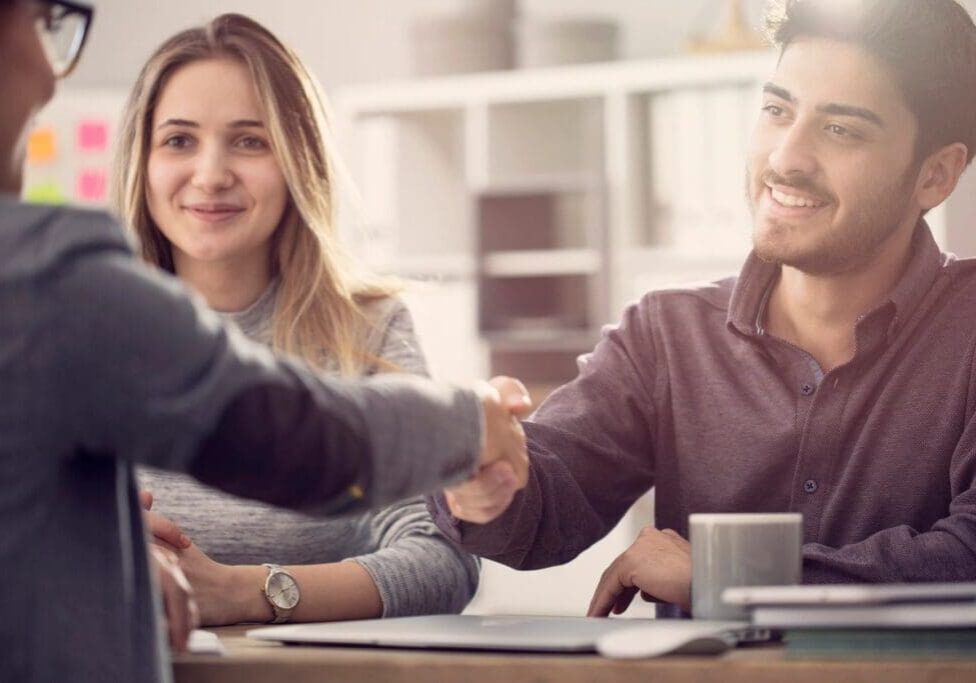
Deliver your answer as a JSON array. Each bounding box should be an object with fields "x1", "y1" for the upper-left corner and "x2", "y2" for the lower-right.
[{"x1": 445, "y1": 376, "x2": 534, "y2": 523}]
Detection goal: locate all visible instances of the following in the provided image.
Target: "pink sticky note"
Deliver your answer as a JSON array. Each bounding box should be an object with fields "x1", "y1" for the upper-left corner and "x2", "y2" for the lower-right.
[
  {"x1": 77, "y1": 169, "x2": 107, "y2": 202},
  {"x1": 77, "y1": 120, "x2": 108, "y2": 152}
]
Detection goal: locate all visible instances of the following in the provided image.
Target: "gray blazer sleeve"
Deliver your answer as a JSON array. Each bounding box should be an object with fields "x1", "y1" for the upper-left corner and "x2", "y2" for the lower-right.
[
  {"x1": 54, "y1": 247, "x2": 482, "y2": 514},
  {"x1": 352, "y1": 300, "x2": 480, "y2": 614}
]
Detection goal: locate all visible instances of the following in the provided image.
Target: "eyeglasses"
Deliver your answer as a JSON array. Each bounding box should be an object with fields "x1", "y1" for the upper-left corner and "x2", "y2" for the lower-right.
[{"x1": 31, "y1": 0, "x2": 94, "y2": 78}]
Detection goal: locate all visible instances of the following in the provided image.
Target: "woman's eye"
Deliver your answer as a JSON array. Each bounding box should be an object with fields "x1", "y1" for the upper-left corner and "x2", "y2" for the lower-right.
[
  {"x1": 237, "y1": 136, "x2": 268, "y2": 150},
  {"x1": 762, "y1": 103, "x2": 784, "y2": 117},
  {"x1": 162, "y1": 135, "x2": 192, "y2": 149}
]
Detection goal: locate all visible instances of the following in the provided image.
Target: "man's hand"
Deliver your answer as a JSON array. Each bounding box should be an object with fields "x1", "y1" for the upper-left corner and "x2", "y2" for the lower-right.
[
  {"x1": 445, "y1": 376, "x2": 532, "y2": 524},
  {"x1": 587, "y1": 526, "x2": 692, "y2": 617},
  {"x1": 150, "y1": 545, "x2": 198, "y2": 653}
]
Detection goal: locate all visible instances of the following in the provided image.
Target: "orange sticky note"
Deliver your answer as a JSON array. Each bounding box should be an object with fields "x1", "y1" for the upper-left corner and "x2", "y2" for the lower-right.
[
  {"x1": 27, "y1": 127, "x2": 57, "y2": 164},
  {"x1": 78, "y1": 120, "x2": 109, "y2": 152},
  {"x1": 77, "y1": 169, "x2": 107, "y2": 202}
]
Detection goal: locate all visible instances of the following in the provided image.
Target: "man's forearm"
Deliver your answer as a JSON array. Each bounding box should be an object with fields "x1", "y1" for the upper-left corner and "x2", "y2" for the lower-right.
[
  {"x1": 803, "y1": 522, "x2": 976, "y2": 583},
  {"x1": 190, "y1": 372, "x2": 482, "y2": 516}
]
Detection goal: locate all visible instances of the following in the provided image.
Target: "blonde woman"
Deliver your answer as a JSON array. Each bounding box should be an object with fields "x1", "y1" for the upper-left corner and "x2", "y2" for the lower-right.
[{"x1": 114, "y1": 14, "x2": 480, "y2": 625}]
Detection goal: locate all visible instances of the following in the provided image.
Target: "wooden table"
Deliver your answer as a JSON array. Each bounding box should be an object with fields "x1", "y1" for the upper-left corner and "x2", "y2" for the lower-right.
[{"x1": 173, "y1": 625, "x2": 976, "y2": 683}]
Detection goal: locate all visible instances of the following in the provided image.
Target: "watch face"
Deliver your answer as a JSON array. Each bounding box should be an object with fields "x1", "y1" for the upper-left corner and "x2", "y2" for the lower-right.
[{"x1": 267, "y1": 571, "x2": 300, "y2": 610}]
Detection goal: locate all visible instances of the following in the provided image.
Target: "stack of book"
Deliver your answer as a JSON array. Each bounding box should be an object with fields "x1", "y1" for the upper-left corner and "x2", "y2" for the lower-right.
[
  {"x1": 782, "y1": 628, "x2": 976, "y2": 659},
  {"x1": 721, "y1": 582, "x2": 976, "y2": 660}
]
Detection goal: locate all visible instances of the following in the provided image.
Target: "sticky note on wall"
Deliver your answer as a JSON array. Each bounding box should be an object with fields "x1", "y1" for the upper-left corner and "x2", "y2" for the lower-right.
[
  {"x1": 77, "y1": 169, "x2": 107, "y2": 202},
  {"x1": 78, "y1": 120, "x2": 109, "y2": 152},
  {"x1": 27, "y1": 128, "x2": 57, "y2": 165},
  {"x1": 24, "y1": 181, "x2": 67, "y2": 205}
]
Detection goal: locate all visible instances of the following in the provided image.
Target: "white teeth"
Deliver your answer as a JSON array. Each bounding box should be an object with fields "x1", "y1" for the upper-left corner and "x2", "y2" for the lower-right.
[{"x1": 771, "y1": 188, "x2": 824, "y2": 208}]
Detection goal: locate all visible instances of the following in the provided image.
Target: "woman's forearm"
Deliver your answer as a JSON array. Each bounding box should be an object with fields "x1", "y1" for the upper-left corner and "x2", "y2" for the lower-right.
[{"x1": 225, "y1": 561, "x2": 382, "y2": 624}]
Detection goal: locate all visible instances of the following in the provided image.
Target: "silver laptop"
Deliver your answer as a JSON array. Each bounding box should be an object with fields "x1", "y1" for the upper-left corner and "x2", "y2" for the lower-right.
[{"x1": 247, "y1": 614, "x2": 751, "y2": 655}]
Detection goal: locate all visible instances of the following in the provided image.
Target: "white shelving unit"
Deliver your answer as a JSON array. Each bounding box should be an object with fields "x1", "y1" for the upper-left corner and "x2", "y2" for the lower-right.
[{"x1": 334, "y1": 51, "x2": 777, "y2": 391}]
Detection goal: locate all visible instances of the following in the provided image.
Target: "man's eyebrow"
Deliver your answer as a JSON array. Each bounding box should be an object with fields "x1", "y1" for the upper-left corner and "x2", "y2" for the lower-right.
[
  {"x1": 762, "y1": 82, "x2": 885, "y2": 128},
  {"x1": 816, "y1": 103, "x2": 885, "y2": 128},
  {"x1": 763, "y1": 82, "x2": 793, "y2": 102}
]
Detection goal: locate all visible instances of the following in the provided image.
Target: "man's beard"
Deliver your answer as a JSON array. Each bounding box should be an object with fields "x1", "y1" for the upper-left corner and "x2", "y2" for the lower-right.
[{"x1": 748, "y1": 165, "x2": 919, "y2": 276}]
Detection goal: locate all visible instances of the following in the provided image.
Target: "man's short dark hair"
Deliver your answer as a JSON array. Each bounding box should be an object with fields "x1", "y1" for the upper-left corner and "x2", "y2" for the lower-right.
[{"x1": 764, "y1": 0, "x2": 976, "y2": 166}]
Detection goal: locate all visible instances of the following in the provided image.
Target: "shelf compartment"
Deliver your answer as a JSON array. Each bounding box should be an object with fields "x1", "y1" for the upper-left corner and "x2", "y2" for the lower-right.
[
  {"x1": 482, "y1": 248, "x2": 601, "y2": 278},
  {"x1": 477, "y1": 190, "x2": 595, "y2": 252},
  {"x1": 479, "y1": 275, "x2": 590, "y2": 333}
]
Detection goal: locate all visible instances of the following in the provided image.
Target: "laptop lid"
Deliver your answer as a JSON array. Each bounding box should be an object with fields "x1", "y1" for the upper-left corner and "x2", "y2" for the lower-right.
[{"x1": 247, "y1": 614, "x2": 749, "y2": 655}]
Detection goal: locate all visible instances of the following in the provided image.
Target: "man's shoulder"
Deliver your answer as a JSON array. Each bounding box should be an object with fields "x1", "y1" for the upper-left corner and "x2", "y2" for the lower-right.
[
  {"x1": 0, "y1": 201, "x2": 132, "y2": 282},
  {"x1": 947, "y1": 255, "x2": 976, "y2": 283},
  {"x1": 632, "y1": 275, "x2": 738, "y2": 317},
  {"x1": 938, "y1": 256, "x2": 976, "y2": 308}
]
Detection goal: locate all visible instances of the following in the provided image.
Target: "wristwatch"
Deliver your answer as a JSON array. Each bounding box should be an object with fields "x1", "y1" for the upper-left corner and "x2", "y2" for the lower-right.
[{"x1": 261, "y1": 563, "x2": 300, "y2": 624}]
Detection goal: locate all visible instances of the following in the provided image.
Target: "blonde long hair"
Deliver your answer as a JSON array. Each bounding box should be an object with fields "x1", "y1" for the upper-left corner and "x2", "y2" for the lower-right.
[{"x1": 113, "y1": 13, "x2": 395, "y2": 375}]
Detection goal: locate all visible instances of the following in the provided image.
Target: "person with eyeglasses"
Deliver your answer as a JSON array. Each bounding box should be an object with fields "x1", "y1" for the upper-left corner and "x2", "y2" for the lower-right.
[{"x1": 0, "y1": 2, "x2": 532, "y2": 682}]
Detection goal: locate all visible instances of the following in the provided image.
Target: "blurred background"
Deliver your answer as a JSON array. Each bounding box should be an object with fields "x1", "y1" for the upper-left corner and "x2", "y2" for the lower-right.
[{"x1": 26, "y1": 0, "x2": 976, "y2": 618}]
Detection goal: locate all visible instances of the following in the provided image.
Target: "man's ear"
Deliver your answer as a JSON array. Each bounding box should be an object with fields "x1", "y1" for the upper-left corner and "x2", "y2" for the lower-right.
[{"x1": 916, "y1": 142, "x2": 969, "y2": 211}]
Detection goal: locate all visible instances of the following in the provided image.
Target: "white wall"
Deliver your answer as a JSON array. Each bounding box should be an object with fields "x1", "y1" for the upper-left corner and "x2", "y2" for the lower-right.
[
  {"x1": 73, "y1": 0, "x2": 775, "y2": 91},
  {"x1": 69, "y1": 0, "x2": 976, "y2": 93}
]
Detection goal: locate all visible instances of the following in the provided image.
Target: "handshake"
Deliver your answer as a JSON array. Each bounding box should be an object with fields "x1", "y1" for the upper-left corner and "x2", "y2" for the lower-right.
[{"x1": 450, "y1": 376, "x2": 535, "y2": 524}]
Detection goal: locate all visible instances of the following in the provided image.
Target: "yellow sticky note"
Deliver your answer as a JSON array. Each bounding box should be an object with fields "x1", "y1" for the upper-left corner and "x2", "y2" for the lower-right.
[
  {"x1": 24, "y1": 181, "x2": 67, "y2": 205},
  {"x1": 27, "y1": 127, "x2": 57, "y2": 165}
]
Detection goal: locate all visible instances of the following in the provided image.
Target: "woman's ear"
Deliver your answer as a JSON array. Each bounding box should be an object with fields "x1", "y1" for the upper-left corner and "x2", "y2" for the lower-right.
[{"x1": 916, "y1": 142, "x2": 969, "y2": 211}]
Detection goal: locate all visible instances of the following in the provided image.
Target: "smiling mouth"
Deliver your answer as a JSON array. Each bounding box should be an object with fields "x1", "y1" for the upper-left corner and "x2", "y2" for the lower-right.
[
  {"x1": 185, "y1": 205, "x2": 245, "y2": 222},
  {"x1": 768, "y1": 186, "x2": 828, "y2": 209}
]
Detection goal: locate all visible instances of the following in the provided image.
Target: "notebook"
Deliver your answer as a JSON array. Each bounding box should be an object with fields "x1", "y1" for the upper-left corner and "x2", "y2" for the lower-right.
[
  {"x1": 722, "y1": 582, "x2": 976, "y2": 607},
  {"x1": 721, "y1": 582, "x2": 976, "y2": 629},
  {"x1": 247, "y1": 614, "x2": 752, "y2": 657}
]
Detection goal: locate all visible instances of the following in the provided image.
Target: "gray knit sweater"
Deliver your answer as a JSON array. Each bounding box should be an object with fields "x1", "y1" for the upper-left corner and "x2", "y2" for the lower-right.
[{"x1": 140, "y1": 282, "x2": 479, "y2": 616}]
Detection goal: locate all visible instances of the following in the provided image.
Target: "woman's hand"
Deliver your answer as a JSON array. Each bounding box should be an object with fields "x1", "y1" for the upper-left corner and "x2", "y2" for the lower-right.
[
  {"x1": 170, "y1": 541, "x2": 264, "y2": 626},
  {"x1": 141, "y1": 489, "x2": 267, "y2": 625},
  {"x1": 140, "y1": 490, "x2": 191, "y2": 552}
]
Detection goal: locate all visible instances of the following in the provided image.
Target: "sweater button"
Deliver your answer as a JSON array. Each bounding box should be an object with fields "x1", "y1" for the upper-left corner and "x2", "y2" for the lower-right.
[
  {"x1": 800, "y1": 383, "x2": 815, "y2": 396},
  {"x1": 803, "y1": 479, "x2": 818, "y2": 494}
]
